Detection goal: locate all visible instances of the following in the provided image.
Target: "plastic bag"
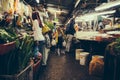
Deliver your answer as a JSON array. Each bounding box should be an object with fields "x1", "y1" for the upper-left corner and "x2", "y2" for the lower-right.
[
  {"x1": 51, "y1": 39, "x2": 56, "y2": 46},
  {"x1": 34, "y1": 46, "x2": 42, "y2": 59},
  {"x1": 62, "y1": 40, "x2": 66, "y2": 47}
]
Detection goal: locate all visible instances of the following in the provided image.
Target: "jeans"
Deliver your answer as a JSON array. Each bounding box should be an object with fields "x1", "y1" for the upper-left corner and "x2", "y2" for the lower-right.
[{"x1": 38, "y1": 40, "x2": 46, "y2": 65}]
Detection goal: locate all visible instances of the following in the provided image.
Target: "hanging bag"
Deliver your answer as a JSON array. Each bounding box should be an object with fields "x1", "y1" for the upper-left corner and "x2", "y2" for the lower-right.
[
  {"x1": 51, "y1": 39, "x2": 56, "y2": 46},
  {"x1": 62, "y1": 40, "x2": 66, "y2": 47}
]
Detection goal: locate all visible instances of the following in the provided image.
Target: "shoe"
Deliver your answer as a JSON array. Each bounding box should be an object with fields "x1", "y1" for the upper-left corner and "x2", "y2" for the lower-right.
[
  {"x1": 63, "y1": 52, "x2": 65, "y2": 54},
  {"x1": 42, "y1": 63, "x2": 47, "y2": 67},
  {"x1": 65, "y1": 51, "x2": 69, "y2": 53},
  {"x1": 58, "y1": 52, "x2": 60, "y2": 56}
]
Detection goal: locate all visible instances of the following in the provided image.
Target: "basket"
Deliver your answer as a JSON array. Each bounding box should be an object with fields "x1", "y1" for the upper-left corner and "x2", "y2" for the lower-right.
[{"x1": 0, "y1": 41, "x2": 16, "y2": 55}]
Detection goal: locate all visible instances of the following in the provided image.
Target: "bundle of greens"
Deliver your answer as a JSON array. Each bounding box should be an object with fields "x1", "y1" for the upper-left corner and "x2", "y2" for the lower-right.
[
  {"x1": 0, "y1": 27, "x2": 17, "y2": 44},
  {"x1": 114, "y1": 38, "x2": 120, "y2": 55}
]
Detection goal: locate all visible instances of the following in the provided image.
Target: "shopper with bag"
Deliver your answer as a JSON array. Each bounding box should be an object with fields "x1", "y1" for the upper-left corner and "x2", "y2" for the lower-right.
[
  {"x1": 65, "y1": 18, "x2": 75, "y2": 53},
  {"x1": 54, "y1": 27, "x2": 65, "y2": 56}
]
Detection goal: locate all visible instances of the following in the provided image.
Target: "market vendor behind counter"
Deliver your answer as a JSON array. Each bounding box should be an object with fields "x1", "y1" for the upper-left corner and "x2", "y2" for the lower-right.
[{"x1": 99, "y1": 19, "x2": 120, "y2": 33}]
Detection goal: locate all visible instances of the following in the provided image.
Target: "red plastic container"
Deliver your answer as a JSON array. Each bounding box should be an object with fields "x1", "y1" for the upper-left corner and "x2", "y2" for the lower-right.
[{"x1": 0, "y1": 41, "x2": 15, "y2": 55}]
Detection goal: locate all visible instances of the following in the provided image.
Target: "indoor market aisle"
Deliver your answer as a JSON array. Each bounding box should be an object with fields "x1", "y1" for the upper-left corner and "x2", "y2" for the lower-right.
[{"x1": 37, "y1": 52, "x2": 102, "y2": 80}]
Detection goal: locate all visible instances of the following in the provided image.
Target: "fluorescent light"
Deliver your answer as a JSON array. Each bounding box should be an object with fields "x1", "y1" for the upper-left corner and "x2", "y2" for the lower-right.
[
  {"x1": 101, "y1": 15, "x2": 110, "y2": 18},
  {"x1": 75, "y1": 10, "x2": 116, "y2": 21},
  {"x1": 47, "y1": 7, "x2": 68, "y2": 14},
  {"x1": 98, "y1": 10, "x2": 116, "y2": 15},
  {"x1": 83, "y1": 10, "x2": 116, "y2": 17},
  {"x1": 95, "y1": 0, "x2": 120, "y2": 11}
]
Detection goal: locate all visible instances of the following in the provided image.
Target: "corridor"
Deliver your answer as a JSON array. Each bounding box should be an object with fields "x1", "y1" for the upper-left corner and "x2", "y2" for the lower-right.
[{"x1": 37, "y1": 52, "x2": 102, "y2": 80}]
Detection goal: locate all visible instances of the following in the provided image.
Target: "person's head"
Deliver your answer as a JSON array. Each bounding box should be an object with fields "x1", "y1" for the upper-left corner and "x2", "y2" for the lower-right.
[
  {"x1": 57, "y1": 27, "x2": 61, "y2": 31},
  {"x1": 33, "y1": 6, "x2": 38, "y2": 11},
  {"x1": 32, "y1": 9, "x2": 38, "y2": 20},
  {"x1": 53, "y1": 22, "x2": 56, "y2": 26}
]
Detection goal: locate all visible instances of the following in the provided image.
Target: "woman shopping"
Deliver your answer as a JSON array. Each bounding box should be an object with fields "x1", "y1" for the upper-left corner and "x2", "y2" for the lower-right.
[
  {"x1": 32, "y1": 7, "x2": 46, "y2": 65},
  {"x1": 53, "y1": 27, "x2": 65, "y2": 56}
]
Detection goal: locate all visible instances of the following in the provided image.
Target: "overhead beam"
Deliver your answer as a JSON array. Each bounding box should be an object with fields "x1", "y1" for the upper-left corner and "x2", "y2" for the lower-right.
[{"x1": 63, "y1": 0, "x2": 78, "y2": 24}]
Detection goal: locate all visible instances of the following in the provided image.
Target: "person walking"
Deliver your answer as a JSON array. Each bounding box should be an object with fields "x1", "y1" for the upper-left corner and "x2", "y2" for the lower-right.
[{"x1": 53, "y1": 27, "x2": 64, "y2": 56}]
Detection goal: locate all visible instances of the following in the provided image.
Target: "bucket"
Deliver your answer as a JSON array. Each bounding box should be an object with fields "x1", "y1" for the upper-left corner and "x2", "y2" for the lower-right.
[
  {"x1": 75, "y1": 49, "x2": 84, "y2": 60},
  {"x1": 79, "y1": 52, "x2": 89, "y2": 65}
]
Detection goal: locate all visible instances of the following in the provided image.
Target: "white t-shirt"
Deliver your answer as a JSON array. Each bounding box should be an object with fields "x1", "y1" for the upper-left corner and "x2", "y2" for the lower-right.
[{"x1": 33, "y1": 20, "x2": 45, "y2": 41}]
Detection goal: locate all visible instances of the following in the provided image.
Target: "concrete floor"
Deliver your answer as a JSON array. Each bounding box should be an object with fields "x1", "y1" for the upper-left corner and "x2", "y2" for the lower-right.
[{"x1": 37, "y1": 52, "x2": 103, "y2": 80}]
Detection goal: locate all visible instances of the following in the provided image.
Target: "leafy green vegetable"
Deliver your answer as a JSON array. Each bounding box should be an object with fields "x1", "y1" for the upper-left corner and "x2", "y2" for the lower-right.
[
  {"x1": 17, "y1": 35, "x2": 34, "y2": 70},
  {"x1": 44, "y1": 21, "x2": 54, "y2": 30},
  {"x1": 0, "y1": 27, "x2": 18, "y2": 44},
  {"x1": 114, "y1": 38, "x2": 120, "y2": 55}
]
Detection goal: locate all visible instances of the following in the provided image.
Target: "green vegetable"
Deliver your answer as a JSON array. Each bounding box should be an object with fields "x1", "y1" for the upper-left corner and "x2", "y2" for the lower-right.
[{"x1": 0, "y1": 26, "x2": 18, "y2": 44}]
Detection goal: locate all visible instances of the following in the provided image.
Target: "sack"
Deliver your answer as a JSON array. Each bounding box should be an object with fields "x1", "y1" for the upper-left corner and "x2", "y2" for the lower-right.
[
  {"x1": 62, "y1": 40, "x2": 66, "y2": 47},
  {"x1": 51, "y1": 39, "x2": 56, "y2": 46},
  {"x1": 89, "y1": 56, "x2": 104, "y2": 76}
]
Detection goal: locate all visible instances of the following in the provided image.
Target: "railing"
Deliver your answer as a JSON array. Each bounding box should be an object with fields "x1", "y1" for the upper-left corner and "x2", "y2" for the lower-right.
[{"x1": 0, "y1": 63, "x2": 33, "y2": 80}]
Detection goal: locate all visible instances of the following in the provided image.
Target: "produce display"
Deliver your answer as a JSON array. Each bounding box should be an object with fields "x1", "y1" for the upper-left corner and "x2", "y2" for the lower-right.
[{"x1": 0, "y1": 28, "x2": 17, "y2": 44}]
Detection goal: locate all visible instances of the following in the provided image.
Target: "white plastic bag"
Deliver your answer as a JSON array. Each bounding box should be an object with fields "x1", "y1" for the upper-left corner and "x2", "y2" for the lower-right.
[
  {"x1": 62, "y1": 40, "x2": 66, "y2": 47},
  {"x1": 51, "y1": 39, "x2": 56, "y2": 46}
]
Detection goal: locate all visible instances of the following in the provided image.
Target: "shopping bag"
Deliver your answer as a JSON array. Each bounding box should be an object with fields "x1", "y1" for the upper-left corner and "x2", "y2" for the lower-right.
[
  {"x1": 34, "y1": 46, "x2": 42, "y2": 59},
  {"x1": 62, "y1": 40, "x2": 66, "y2": 47},
  {"x1": 51, "y1": 39, "x2": 56, "y2": 46}
]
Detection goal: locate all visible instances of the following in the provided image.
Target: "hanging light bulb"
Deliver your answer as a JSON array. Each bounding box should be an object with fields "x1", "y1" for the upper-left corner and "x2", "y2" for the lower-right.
[
  {"x1": 56, "y1": 0, "x2": 62, "y2": 15},
  {"x1": 36, "y1": 0, "x2": 39, "y2": 3},
  {"x1": 56, "y1": 6, "x2": 62, "y2": 15}
]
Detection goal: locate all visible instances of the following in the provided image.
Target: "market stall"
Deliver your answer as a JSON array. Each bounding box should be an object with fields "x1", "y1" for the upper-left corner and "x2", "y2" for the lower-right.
[
  {"x1": 0, "y1": 0, "x2": 52, "y2": 80},
  {"x1": 75, "y1": 31, "x2": 115, "y2": 55},
  {"x1": 73, "y1": 0, "x2": 120, "y2": 79}
]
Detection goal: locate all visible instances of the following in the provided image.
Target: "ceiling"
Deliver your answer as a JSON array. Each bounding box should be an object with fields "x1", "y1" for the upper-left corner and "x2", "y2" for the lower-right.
[
  {"x1": 24, "y1": 0, "x2": 110, "y2": 25},
  {"x1": 45, "y1": 0, "x2": 76, "y2": 25},
  {"x1": 45, "y1": 0, "x2": 108, "y2": 25}
]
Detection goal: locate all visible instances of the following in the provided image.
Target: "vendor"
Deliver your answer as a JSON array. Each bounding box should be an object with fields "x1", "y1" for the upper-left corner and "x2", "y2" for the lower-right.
[
  {"x1": 98, "y1": 20, "x2": 105, "y2": 30},
  {"x1": 104, "y1": 19, "x2": 113, "y2": 30}
]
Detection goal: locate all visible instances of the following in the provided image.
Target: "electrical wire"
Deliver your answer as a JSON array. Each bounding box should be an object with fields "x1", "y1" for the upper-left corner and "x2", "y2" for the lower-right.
[{"x1": 22, "y1": 0, "x2": 33, "y2": 5}]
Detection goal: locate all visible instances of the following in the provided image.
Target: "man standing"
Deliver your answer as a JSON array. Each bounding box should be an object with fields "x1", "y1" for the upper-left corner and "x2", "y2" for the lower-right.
[{"x1": 65, "y1": 18, "x2": 75, "y2": 53}]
